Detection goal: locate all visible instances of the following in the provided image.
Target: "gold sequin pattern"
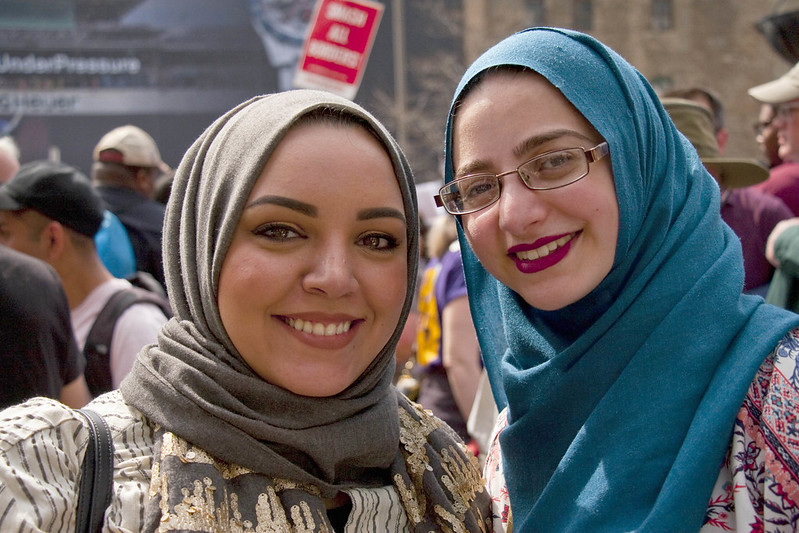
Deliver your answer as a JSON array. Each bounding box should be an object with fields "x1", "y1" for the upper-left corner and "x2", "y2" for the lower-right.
[
  {"x1": 150, "y1": 403, "x2": 489, "y2": 532},
  {"x1": 395, "y1": 401, "x2": 490, "y2": 533}
]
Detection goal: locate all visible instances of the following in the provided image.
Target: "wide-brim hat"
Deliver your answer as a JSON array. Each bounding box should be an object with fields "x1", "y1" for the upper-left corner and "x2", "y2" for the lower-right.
[
  {"x1": 661, "y1": 97, "x2": 769, "y2": 189},
  {"x1": 748, "y1": 61, "x2": 799, "y2": 104}
]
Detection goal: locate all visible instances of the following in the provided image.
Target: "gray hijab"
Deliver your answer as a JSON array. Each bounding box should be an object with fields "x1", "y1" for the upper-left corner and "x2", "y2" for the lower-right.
[{"x1": 120, "y1": 90, "x2": 418, "y2": 491}]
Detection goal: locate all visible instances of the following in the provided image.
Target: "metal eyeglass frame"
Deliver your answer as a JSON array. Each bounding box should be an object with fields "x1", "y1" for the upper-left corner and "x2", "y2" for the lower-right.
[{"x1": 434, "y1": 142, "x2": 610, "y2": 215}]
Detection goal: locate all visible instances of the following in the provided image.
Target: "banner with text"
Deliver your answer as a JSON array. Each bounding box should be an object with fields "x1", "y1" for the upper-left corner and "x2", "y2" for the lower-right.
[{"x1": 293, "y1": 0, "x2": 383, "y2": 99}]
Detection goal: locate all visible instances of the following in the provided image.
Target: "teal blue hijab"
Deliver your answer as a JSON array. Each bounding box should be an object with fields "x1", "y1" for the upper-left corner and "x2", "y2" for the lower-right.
[{"x1": 444, "y1": 28, "x2": 799, "y2": 531}]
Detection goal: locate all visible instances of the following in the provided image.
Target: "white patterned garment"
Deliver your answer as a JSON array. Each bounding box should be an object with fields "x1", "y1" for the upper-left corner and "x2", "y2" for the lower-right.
[{"x1": 0, "y1": 391, "x2": 413, "y2": 532}]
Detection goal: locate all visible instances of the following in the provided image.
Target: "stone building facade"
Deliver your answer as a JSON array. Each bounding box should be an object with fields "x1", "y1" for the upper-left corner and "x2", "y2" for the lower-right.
[{"x1": 461, "y1": 0, "x2": 797, "y2": 160}]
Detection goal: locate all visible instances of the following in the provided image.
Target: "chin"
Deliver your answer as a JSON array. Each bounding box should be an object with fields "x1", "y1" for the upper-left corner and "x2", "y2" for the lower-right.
[
  {"x1": 286, "y1": 380, "x2": 351, "y2": 398},
  {"x1": 517, "y1": 285, "x2": 585, "y2": 311}
]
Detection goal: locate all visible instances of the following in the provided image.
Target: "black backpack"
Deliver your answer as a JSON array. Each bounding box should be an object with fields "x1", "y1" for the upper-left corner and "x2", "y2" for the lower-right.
[{"x1": 83, "y1": 272, "x2": 172, "y2": 397}]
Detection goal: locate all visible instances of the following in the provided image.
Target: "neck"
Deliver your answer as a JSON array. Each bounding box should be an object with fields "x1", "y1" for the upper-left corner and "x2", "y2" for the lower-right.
[{"x1": 55, "y1": 251, "x2": 115, "y2": 310}]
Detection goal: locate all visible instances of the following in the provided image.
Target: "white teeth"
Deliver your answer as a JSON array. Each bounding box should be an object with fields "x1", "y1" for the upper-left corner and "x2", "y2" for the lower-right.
[
  {"x1": 516, "y1": 234, "x2": 574, "y2": 261},
  {"x1": 287, "y1": 318, "x2": 352, "y2": 336}
]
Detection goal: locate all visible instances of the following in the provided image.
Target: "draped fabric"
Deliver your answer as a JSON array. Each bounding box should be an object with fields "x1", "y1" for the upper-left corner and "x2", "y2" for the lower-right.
[
  {"x1": 442, "y1": 28, "x2": 799, "y2": 532},
  {"x1": 120, "y1": 90, "x2": 489, "y2": 531}
]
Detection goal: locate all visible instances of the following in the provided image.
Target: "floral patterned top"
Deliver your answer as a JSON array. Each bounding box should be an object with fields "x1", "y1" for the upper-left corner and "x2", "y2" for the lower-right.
[{"x1": 484, "y1": 328, "x2": 799, "y2": 533}]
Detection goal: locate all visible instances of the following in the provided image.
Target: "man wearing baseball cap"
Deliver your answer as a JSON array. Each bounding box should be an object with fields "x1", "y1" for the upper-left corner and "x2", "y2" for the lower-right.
[
  {"x1": 91, "y1": 125, "x2": 169, "y2": 287},
  {"x1": 748, "y1": 63, "x2": 799, "y2": 216},
  {"x1": 0, "y1": 160, "x2": 167, "y2": 395}
]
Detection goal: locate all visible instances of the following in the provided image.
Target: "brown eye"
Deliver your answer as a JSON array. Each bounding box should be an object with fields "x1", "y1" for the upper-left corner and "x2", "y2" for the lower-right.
[
  {"x1": 253, "y1": 224, "x2": 302, "y2": 242},
  {"x1": 359, "y1": 233, "x2": 399, "y2": 251}
]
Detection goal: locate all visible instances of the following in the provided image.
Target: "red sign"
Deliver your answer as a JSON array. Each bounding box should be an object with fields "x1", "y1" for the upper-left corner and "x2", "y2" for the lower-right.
[{"x1": 294, "y1": 0, "x2": 384, "y2": 99}]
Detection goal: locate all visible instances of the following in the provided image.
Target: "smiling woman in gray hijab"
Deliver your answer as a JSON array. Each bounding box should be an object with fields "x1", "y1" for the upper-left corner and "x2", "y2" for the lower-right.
[{"x1": 0, "y1": 90, "x2": 490, "y2": 532}]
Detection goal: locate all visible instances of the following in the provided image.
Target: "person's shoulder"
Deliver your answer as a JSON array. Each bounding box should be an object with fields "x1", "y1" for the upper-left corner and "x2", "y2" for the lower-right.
[
  {"x1": 0, "y1": 391, "x2": 154, "y2": 531},
  {"x1": 747, "y1": 327, "x2": 799, "y2": 412},
  {"x1": 771, "y1": 326, "x2": 799, "y2": 373},
  {"x1": 0, "y1": 391, "x2": 148, "y2": 453},
  {"x1": 0, "y1": 245, "x2": 60, "y2": 286},
  {"x1": 735, "y1": 327, "x2": 799, "y2": 514},
  {"x1": 85, "y1": 389, "x2": 151, "y2": 432},
  {"x1": 734, "y1": 186, "x2": 793, "y2": 214},
  {"x1": 394, "y1": 391, "x2": 491, "y2": 530},
  {"x1": 766, "y1": 161, "x2": 799, "y2": 182},
  {"x1": 0, "y1": 248, "x2": 66, "y2": 315},
  {"x1": 99, "y1": 186, "x2": 165, "y2": 218},
  {"x1": 0, "y1": 396, "x2": 83, "y2": 452},
  {"x1": 82, "y1": 392, "x2": 156, "y2": 459},
  {"x1": 396, "y1": 392, "x2": 468, "y2": 448},
  {"x1": 117, "y1": 296, "x2": 170, "y2": 325}
]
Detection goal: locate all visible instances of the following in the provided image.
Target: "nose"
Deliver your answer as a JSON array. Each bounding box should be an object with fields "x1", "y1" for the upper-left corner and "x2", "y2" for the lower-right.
[
  {"x1": 496, "y1": 172, "x2": 547, "y2": 233},
  {"x1": 301, "y1": 242, "x2": 358, "y2": 298}
]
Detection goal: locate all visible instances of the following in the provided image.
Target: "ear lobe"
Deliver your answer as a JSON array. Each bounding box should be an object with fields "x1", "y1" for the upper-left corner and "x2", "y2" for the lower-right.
[{"x1": 43, "y1": 220, "x2": 66, "y2": 260}]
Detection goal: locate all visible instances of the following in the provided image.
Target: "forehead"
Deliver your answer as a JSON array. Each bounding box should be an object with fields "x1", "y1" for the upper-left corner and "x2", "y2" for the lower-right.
[
  {"x1": 249, "y1": 121, "x2": 403, "y2": 208},
  {"x1": 457, "y1": 69, "x2": 589, "y2": 124},
  {"x1": 452, "y1": 70, "x2": 599, "y2": 165}
]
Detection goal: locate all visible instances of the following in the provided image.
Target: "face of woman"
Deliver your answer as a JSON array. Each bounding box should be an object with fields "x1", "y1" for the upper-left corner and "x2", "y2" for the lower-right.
[
  {"x1": 218, "y1": 121, "x2": 408, "y2": 397},
  {"x1": 452, "y1": 71, "x2": 619, "y2": 311}
]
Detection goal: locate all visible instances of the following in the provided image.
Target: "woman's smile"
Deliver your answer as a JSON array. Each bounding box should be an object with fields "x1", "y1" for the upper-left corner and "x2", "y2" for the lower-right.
[
  {"x1": 284, "y1": 316, "x2": 353, "y2": 336},
  {"x1": 275, "y1": 315, "x2": 364, "y2": 357},
  {"x1": 509, "y1": 231, "x2": 578, "y2": 274}
]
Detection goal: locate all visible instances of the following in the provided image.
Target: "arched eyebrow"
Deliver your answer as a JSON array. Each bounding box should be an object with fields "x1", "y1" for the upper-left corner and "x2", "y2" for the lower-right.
[
  {"x1": 246, "y1": 195, "x2": 316, "y2": 216},
  {"x1": 455, "y1": 129, "x2": 597, "y2": 177},
  {"x1": 358, "y1": 207, "x2": 405, "y2": 224},
  {"x1": 245, "y1": 195, "x2": 405, "y2": 224},
  {"x1": 511, "y1": 129, "x2": 596, "y2": 159}
]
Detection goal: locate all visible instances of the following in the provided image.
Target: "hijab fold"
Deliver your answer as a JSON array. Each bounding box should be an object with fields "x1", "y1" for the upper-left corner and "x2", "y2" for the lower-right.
[
  {"x1": 120, "y1": 91, "x2": 490, "y2": 531},
  {"x1": 444, "y1": 28, "x2": 799, "y2": 532}
]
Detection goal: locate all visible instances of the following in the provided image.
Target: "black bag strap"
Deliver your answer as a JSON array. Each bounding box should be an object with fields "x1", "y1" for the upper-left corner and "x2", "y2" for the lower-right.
[
  {"x1": 75, "y1": 408, "x2": 114, "y2": 533},
  {"x1": 83, "y1": 286, "x2": 172, "y2": 397}
]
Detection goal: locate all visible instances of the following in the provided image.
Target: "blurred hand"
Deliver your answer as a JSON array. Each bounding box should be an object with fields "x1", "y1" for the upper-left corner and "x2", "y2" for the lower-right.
[{"x1": 767, "y1": 217, "x2": 799, "y2": 268}]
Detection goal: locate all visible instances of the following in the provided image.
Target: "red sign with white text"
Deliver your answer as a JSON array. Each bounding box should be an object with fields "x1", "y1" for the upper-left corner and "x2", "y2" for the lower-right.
[{"x1": 294, "y1": 0, "x2": 384, "y2": 99}]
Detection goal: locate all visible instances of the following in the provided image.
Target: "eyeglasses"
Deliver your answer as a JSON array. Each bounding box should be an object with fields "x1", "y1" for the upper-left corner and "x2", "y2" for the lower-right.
[
  {"x1": 434, "y1": 142, "x2": 610, "y2": 215},
  {"x1": 753, "y1": 117, "x2": 774, "y2": 136},
  {"x1": 775, "y1": 103, "x2": 799, "y2": 120}
]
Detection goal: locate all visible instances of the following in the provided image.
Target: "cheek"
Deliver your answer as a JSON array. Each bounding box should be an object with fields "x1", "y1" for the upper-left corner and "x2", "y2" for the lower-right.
[
  {"x1": 217, "y1": 248, "x2": 270, "y2": 328},
  {"x1": 461, "y1": 212, "x2": 495, "y2": 252},
  {"x1": 368, "y1": 260, "x2": 408, "y2": 326},
  {"x1": 11, "y1": 235, "x2": 43, "y2": 260},
  {"x1": 591, "y1": 190, "x2": 619, "y2": 266}
]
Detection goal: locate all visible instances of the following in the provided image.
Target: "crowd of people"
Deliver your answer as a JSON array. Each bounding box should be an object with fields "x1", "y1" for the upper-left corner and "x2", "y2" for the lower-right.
[{"x1": 2, "y1": 25, "x2": 799, "y2": 533}]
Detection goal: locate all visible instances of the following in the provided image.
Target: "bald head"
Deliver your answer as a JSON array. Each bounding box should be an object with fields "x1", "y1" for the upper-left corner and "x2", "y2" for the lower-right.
[{"x1": 0, "y1": 137, "x2": 20, "y2": 183}]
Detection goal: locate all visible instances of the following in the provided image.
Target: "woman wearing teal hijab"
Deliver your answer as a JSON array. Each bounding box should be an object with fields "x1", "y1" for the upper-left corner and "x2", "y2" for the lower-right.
[{"x1": 438, "y1": 28, "x2": 799, "y2": 531}]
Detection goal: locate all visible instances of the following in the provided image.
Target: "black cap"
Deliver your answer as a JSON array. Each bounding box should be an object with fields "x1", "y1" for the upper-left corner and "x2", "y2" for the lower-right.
[{"x1": 0, "y1": 160, "x2": 105, "y2": 237}]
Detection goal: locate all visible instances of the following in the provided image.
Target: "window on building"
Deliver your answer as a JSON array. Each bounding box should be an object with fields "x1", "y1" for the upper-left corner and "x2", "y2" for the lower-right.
[
  {"x1": 526, "y1": 0, "x2": 547, "y2": 26},
  {"x1": 573, "y1": 0, "x2": 592, "y2": 31},
  {"x1": 651, "y1": 0, "x2": 673, "y2": 30}
]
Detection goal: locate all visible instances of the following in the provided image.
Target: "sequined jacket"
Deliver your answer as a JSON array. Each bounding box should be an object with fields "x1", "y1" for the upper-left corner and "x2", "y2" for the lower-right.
[{"x1": 0, "y1": 390, "x2": 490, "y2": 532}]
